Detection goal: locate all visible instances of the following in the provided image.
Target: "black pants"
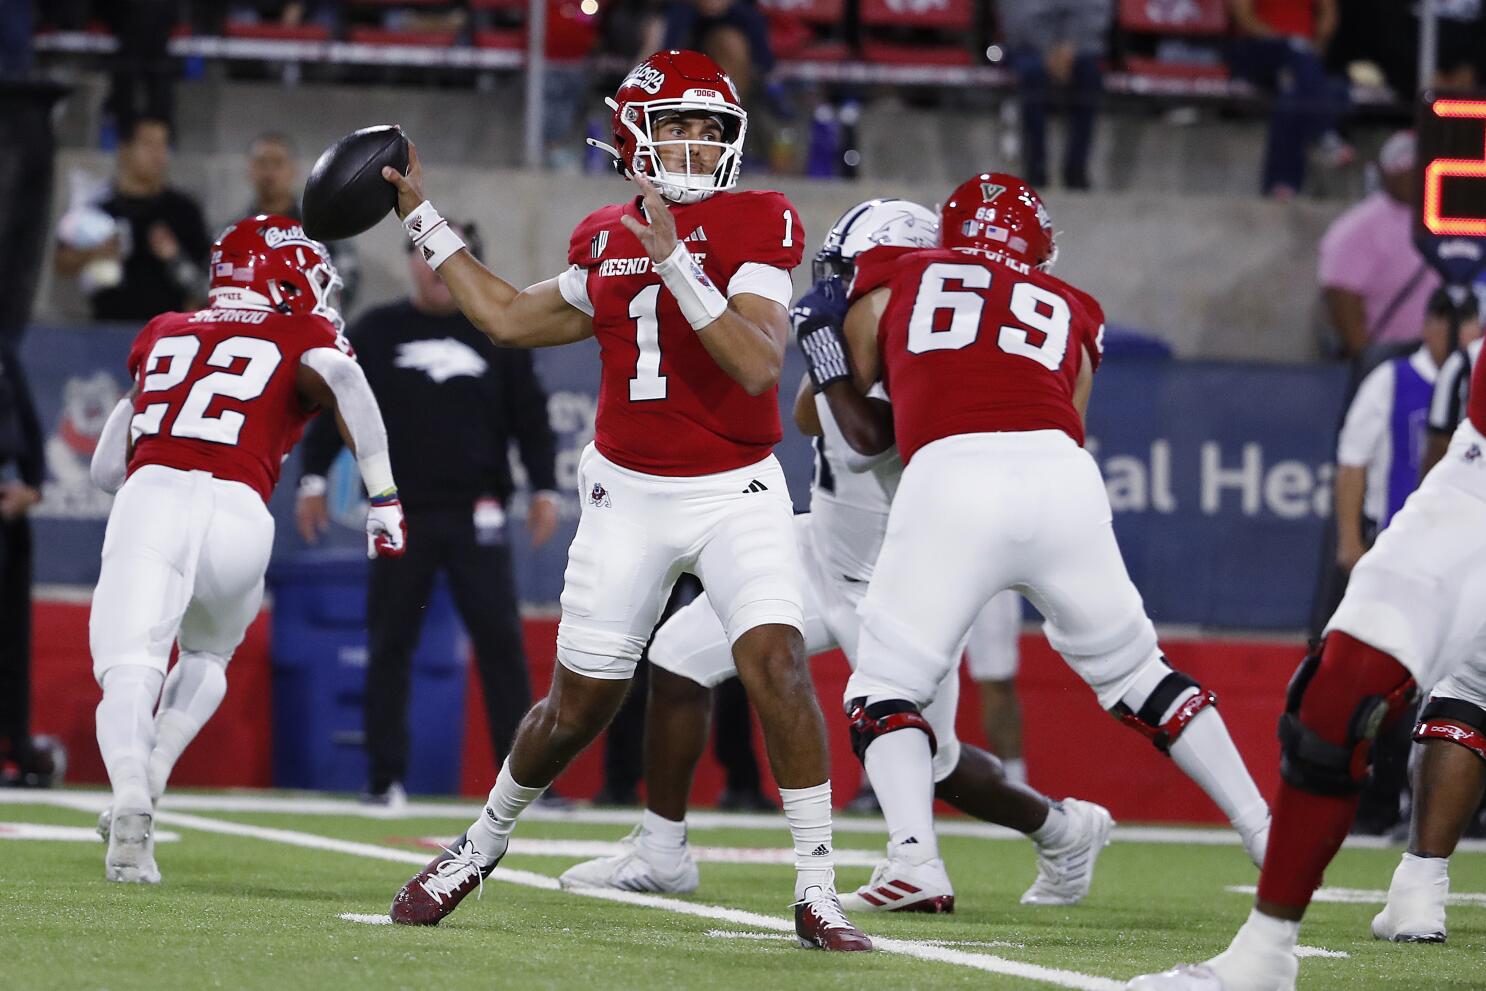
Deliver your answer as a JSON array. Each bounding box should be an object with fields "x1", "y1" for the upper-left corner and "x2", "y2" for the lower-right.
[
  {"x1": 364, "y1": 506, "x2": 531, "y2": 792},
  {"x1": 0, "y1": 515, "x2": 32, "y2": 754}
]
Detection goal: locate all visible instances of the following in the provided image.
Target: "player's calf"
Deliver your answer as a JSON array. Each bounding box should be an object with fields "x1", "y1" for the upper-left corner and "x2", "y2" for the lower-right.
[{"x1": 1111, "y1": 658, "x2": 1271, "y2": 866}]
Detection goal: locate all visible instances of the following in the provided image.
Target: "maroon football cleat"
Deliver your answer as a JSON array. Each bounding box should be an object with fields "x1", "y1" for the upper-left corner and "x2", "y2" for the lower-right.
[
  {"x1": 794, "y1": 888, "x2": 873, "y2": 951},
  {"x1": 390, "y1": 833, "x2": 501, "y2": 926}
]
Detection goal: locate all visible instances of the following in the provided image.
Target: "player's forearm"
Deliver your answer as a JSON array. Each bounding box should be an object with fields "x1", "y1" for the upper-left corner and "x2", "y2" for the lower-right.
[
  {"x1": 1334, "y1": 465, "x2": 1367, "y2": 546},
  {"x1": 89, "y1": 397, "x2": 134, "y2": 495},
  {"x1": 696, "y1": 307, "x2": 785, "y2": 396},
  {"x1": 302, "y1": 349, "x2": 397, "y2": 497},
  {"x1": 819, "y1": 381, "x2": 893, "y2": 456}
]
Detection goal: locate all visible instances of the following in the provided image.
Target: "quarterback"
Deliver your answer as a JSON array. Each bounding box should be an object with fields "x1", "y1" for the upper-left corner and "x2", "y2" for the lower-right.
[{"x1": 382, "y1": 50, "x2": 868, "y2": 950}]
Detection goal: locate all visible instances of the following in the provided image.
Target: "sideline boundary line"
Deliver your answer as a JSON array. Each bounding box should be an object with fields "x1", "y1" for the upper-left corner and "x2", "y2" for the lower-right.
[
  {"x1": 7, "y1": 790, "x2": 1478, "y2": 853},
  {"x1": 14, "y1": 792, "x2": 1121, "y2": 991}
]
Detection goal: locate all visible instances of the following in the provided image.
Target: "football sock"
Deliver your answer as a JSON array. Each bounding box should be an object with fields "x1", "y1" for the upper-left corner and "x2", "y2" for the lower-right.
[
  {"x1": 863, "y1": 728, "x2": 939, "y2": 864},
  {"x1": 1167, "y1": 708, "x2": 1270, "y2": 837},
  {"x1": 779, "y1": 782, "x2": 835, "y2": 900},
  {"x1": 1256, "y1": 632, "x2": 1414, "y2": 909},
  {"x1": 1002, "y1": 757, "x2": 1028, "y2": 787},
  {"x1": 96, "y1": 664, "x2": 165, "y2": 815},
  {"x1": 639, "y1": 809, "x2": 687, "y2": 861},
  {"x1": 1209, "y1": 908, "x2": 1300, "y2": 981},
  {"x1": 147, "y1": 652, "x2": 228, "y2": 802},
  {"x1": 467, "y1": 760, "x2": 545, "y2": 865},
  {"x1": 1029, "y1": 800, "x2": 1071, "y2": 847}
]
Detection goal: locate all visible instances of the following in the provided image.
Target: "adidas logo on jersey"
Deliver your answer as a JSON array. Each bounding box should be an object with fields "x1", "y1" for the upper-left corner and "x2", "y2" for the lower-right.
[{"x1": 682, "y1": 226, "x2": 708, "y2": 243}]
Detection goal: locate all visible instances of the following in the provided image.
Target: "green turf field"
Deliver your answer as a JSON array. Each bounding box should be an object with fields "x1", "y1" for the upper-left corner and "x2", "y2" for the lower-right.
[{"x1": 1, "y1": 791, "x2": 1481, "y2": 990}]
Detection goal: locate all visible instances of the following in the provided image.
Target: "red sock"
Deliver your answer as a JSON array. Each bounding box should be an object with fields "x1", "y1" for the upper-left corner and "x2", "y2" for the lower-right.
[{"x1": 1255, "y1": 632, "x2": 1413, "y2": 909}]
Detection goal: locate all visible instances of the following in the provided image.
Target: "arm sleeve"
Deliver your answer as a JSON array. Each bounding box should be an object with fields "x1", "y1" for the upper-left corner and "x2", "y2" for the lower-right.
[
  {"x1": 301, "y1": 347, "x2": 395, "y2": 495},
  {"x1": 727, "y1": 263, "x2": 794, "y2": 308},
  {"x1": 504, "y1": 350, "x2": 559, "y2": 493},
  {"x1": 89, "y1": 397, "x2": 134, "y2": 494},
  {"x1": 1336, "y1": 365, "x2": 1390, "y2": 468},
  {"x1": 1428, "y1": 350, "x2": 1469, "y2": 434},
  {"x1": 556, "y1": 265, "x2": 595, "y2": 317}
]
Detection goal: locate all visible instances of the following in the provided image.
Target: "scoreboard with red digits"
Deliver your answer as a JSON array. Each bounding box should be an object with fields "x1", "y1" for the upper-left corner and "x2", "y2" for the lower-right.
[{"x1": 1415, "y1": 92, "x2": 1486, "y2": 287}]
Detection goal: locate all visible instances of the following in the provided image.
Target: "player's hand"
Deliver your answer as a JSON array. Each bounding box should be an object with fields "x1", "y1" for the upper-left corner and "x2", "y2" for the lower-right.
[
  {"x1": 620, "y1": 173, "x2": 679, "y2": 263},
  {"x1": 792, "y1": 277, "x2": 852, "y2": 392},
  {"x1": 526, "y1": 491, "x2": 559, "y2": 548},
  {"x1": 382, "y1": 138, "x2": 427, "y2": 221},
  {"x1": 0, "y1": 482, "x2": 41, "y2": 521},
  {"x1": 366, "y1": 493, "x2": 407, "y2": 559},
  {"x1": 296, "y1": 492, "x2": 330, "y2": 544}
]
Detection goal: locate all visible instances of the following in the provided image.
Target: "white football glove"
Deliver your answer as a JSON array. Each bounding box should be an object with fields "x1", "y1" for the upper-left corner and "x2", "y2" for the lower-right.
[{"x1": 366, "y1": 492, "x2": 407, "y2": 559}]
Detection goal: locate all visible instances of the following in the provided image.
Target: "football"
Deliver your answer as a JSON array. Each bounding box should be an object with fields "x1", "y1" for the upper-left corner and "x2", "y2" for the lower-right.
[{"x1": 301, "y1": 124, "x2": 410, "y2": 242}]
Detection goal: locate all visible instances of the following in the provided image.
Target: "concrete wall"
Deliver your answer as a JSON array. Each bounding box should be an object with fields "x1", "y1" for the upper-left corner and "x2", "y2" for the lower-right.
[{"x1": 39, "y1": 142, "x2": 1345, "y2": 361}]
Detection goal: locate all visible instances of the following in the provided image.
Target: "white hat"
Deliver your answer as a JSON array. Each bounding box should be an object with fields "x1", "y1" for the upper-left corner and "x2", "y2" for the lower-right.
[{"x1": 1379, "y1": 130, "x2": 1416, "y2": 175}]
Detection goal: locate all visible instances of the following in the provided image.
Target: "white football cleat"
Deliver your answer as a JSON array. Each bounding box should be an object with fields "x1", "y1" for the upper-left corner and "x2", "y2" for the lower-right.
[
  {"x1": 558, "y1": 826, "x2": 700, "y2": 894},
  {"x1": 1022, "y1": 798, "x2": 1113, "y2": 905},
  {"x1": 97, "y1": 807, "x2": 113, "y2": 843},
  {"x1": 839, "y1": 847, "x2": 954, "y2": 913},
  {"x1": 1127, "y1": 964, "x2": 1228, "y2": 990},
  {"x1": 105, "y1": 811, "x2": 161, "y2": 884},
  {"x1": 1372, "y1": 855, "x2": 1449, "y2": 943}
]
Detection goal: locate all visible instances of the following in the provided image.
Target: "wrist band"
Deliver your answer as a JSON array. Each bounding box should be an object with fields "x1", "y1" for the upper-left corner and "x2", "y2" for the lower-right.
[
  {"x1": 652, "y1": 242, "x2": 728, "y2": 332},
  {"x1": 368, "y1": 488, "x2": 400, "y2": 507},
  {"x1": 358, "y1": 451, "x2": 396, "y2": 499},
  {"x1": 403, "y1": 200, "x2": 466, "y2": 271},
  {"x1": 298, "y1": 474, "x2": 327, "y2": 497}
]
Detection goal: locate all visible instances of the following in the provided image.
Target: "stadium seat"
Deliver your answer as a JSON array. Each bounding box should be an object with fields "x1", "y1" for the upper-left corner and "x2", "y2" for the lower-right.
[
  {"x1": 224, "y1": 21, "x2": 333, "y2": 42},
  {"x1": 757, "y1": 0, "x2": 852, "y2": 62},
  {"x1": 1117, "y1": 0, "x2": 1230, "y2": 82},
  {"x1": 859, "y1": 0, "x2": 976, "y2": 67},
  {"x1": 347, "y1": 26, "x2": 460, "y2": 46}
]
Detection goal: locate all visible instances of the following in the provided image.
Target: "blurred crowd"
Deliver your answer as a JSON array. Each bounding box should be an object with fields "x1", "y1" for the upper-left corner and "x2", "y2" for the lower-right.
[{"x1": 21, "y1": 0, "x2": 1486, "y2": 198}]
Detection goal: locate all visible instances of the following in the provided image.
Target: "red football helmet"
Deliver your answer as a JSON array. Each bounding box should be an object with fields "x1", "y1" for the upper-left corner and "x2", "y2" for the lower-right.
[
  {"x1": 587, "y1": 50, "x2": 747, "y2": 204},
  {"x1": 209, "y1": 214, "x2": 344, "y2": 330},
  {"x1": 939, "y1": 173, "x2": 1058, "y2": 272}
]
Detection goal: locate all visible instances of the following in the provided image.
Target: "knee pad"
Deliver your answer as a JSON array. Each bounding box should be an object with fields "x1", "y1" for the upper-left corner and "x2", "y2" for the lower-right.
[
  {"x1": 1111, "y1": 663, "x2": 1216, "y2": 755},
  {"x1": 1414, "y1": 697, "x2": 1486, "y2": 764},
  {"x1": 1277, "y1": 638, "x2": 1418, "y2": 796},
  {"x1": 847, "y1": 697, "x2": 938, "y2": 765}
]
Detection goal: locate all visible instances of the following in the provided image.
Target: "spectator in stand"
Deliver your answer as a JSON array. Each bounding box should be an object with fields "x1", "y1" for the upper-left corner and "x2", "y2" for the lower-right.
[
  {"x1": 237, "y1": 132, "x2": 360, "y2": 310},
  {"x1": 998, "y1": 0, "x2": 1113, "y2": 191},
  {"x1": 296, "y1": 223, "x2": 560, "y2": 809},
  {"x1": 1228, "y1": 0, "x2": 1351, "y2": 199},
  {"x1": 1317, "y1": 131, "x2": 1440, "y2": 359},
  {"x1": 53, "y1": 116, "x2": 210, "y2": 322},
  {"x1": 661, "y1": 0, "x2": 774, "y2": 102},
  {"x1": 1329, "y1": 289, "x2": 1481, "y2": 834}
]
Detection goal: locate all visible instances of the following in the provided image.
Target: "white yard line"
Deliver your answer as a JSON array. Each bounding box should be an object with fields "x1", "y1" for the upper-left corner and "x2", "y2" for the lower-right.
[
  {"x1": 422, "y1": 836, "x2": 885, "y2": 867},
  {"x1": 1226, "y1": 885, "x2": 1486, "y2": 908},
  {"x1": 8, "y1": 793, "x2": 1120, "y2": 991},
  {"x1": 0, "y1": 822, "x2": 179, "y2": 843},
  {"x1": 9, "y1": 790, "x2": 1483, "y2": 853}
]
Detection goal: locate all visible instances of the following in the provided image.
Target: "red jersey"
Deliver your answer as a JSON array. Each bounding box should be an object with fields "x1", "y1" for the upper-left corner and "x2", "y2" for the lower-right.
[
  {"x1": 567, "y1": 189, "x2": 804, "y2": 476},
  {"x1": 1253, "y1": 0, "x2": 1312, "y2": 37},
  {"x1": 851, "y1": 246, "x2": 1105, "y2": 464},
  {"x1": 126, "y1": 307, "x2": 347, "y2": 502}
]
